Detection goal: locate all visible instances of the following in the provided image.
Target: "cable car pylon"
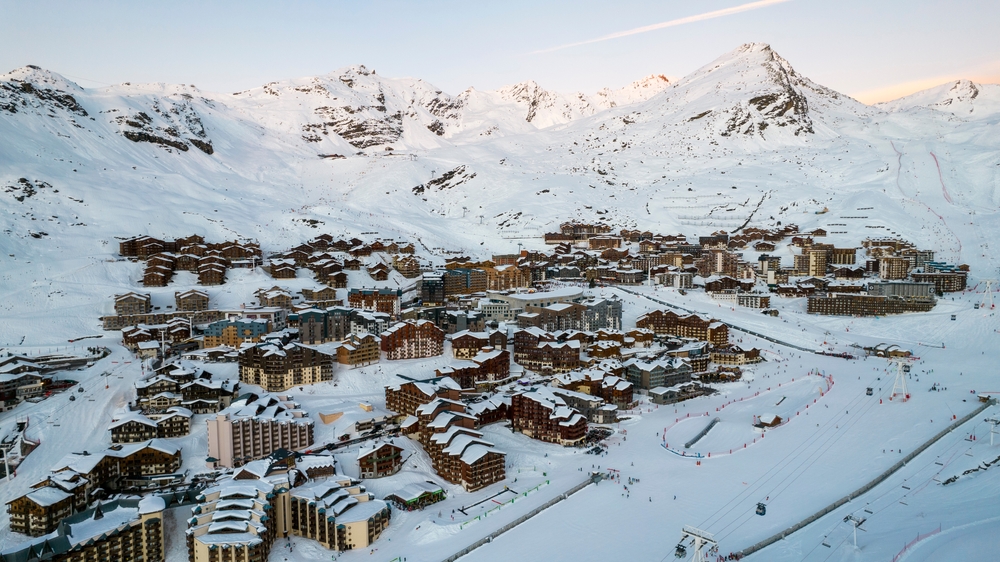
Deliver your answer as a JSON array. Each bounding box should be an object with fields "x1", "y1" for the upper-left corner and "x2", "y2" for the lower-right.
[
  {"x1": 888, "y1": 357, "x2": 912, "y2": 402},
  {"x1": 675, "y1": 526, "x2": 717, "y2": 562}
]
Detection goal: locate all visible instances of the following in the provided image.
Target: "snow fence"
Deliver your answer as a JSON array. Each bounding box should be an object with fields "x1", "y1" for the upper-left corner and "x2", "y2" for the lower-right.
[{"x1": 442, "y1": 472, "x2": 604, "y2": 562}]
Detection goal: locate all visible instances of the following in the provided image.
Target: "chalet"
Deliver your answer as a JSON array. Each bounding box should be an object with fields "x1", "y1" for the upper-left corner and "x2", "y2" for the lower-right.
[
  {"x1": 623, "y1": 357, "x2": 693, "y2": 390},
  {"x1": 239, "y1": 341, "x2": 334, "y2": 392},
  {"x1": 755, "y1": 413, "x2": 782, "y2": 428},
  {"x1": 863, "y1": 343, "x2": 912, "y2": 358},
  {"x1": 326, "y1": 270, "x2": 348, "y2": 288},
  {"x1": 337, "y1": 333, "x2": 381, "y2": 368},
  {"x1": 551, "y1": 370, "x2": 634, "y2": 409},
  {"x1": 511, "y1": 388, "x2": 588, "y2": 446},
  {"x1": 465, "y1": 395, "x2": 510, "y2": 427},
  {"x1": 560, "y1": 222, "x2": 612, "y2": 240},
  {"x1": 393, "y1": 255, "x2": 422, "y2": 278},
  {"x1": 774, "y1": 284, "x2": 815, "y2": 297},
  {"x1": 174, "y1": 288, "x2": 209, "y2": 311},
  {"x1": 175, "y1": 253, "x2": 199, "y2": 271},
  {"x1": 383, "y1": 376, "x2": 505, "y2": 492},
  {"x1": 435, "y1": 348, "x2": 511, "y2": 388},
  {"x1": 649, "y1": 382, "x2": 713, "y2": 405},
  {"x1": 833, "y1": 266, "x2": 865, "y2": 279},
  {"x1": 710, "y1": 346, "x2": 763, "y2": 366},
  {"x1": 385, "y1": 482, "x2": 446, "y2": 511},
  {"x1": 635, "y1": 310, "x2": 729, "y2": 346},
  {"x1": 134, "y1": 341, "x2": 161, "y2": 359},
  {"x1": 368, "y1": 263, "x2": 391, "y2": 281},
  {"x1": 545, "y1": 387, "x2": 612, "y2": 423},
  {"x1": 300, "y1": 285, "x2": 339, "y2": 305},
  {"x1": 380, "y1": 321, "x2": 445, "y2": 360},
  {"x1": 703, "y1": 275, "x2": 742, "y2": 293},
  {"x1": 384, "y1": 376, "x2": 461, "y2": 417},
  {"x1": 270, "y1": 258, "x2": 298, "y2": 279},
  {"x1": 357, "y1": 442, "x2": 404, "y2": 478},
  {"x1": 450, "y1": 330, "x2": 507, "y2": 359},
  {"x1": 197, "y1": 263, "x2": 226, "y2": 285},
  {"x1": 142, "y1": 265, "x2": 172, "y2": 287},
  {"x1": 46, "y1": 440, "x2": 183, "y2": 494},
  {"x1": 348, "y1": 287, "x2": 402, "y2": 316},
  {"x1": 256, "y1": 286, "x2": 293, "y2": 309},
  {"x1": 109, "y1": 407, "x2": 193, "y2": 443},
  {"x1": 114, "y1": 292, "x2": 152, "y2": 316},
  {"x1": 513, "y1": 328, "x2": 580, "y2": 374}
]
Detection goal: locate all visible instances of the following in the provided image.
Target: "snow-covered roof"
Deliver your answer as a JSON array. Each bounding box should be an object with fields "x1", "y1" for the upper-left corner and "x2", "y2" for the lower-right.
[{"x1": 26, "y1": 486, "x2": 73, "y2": 507}]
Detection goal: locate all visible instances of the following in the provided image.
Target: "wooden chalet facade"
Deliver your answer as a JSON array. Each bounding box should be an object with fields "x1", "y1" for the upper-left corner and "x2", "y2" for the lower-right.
[
  {"x1": 450, "y1": 330, "x2": 507, "y2": 359},
  {"x1": 357, "y1": 442, "x2": 404, "y2": 478},
  {"x1": 348, "y1": 288, "x2": 402, "y2": 316},
  {"x1": 635, "y1": 310, "x2": 729, "y2": 346},
  {"x1": 238, "y1": 342, "x2": 334, "y2": 392},
  {"x1": 109, "y1": 407, "x2": 193, "y2": 443},
  {"x1": 380, "y1": 321, "x2": 445, "y2": 360},
  {"x1": 510, "y1": 389, "x2": 588, "y2": 446},
  {"x1": 337, "y1": 333, "x2": 380, "y2": 367},
  {"x1": 114, "y1": 292, "x2": 151, "y2": 316},
  {"x1": 174, "y1": 289, "x2": 209, "y2": 311}
]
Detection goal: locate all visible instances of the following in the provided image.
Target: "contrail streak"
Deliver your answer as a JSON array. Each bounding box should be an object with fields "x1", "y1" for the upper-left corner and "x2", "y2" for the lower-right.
[{"x1": 533, "y1": 0, "x2": 795, "y2": 54}]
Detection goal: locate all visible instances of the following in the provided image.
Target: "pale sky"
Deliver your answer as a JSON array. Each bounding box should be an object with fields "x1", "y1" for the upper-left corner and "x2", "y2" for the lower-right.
[{"x1": 1, "y1": 0, "x2": 998, "y2": 104}]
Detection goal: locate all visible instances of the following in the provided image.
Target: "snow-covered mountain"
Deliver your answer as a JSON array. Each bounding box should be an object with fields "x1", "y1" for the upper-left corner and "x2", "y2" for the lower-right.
[
  {"x1": 1, "y1": 42, "x2": 998, "y2": 270},
  {"x1": 877, "y1": 79, "x2": 1000, "y2": 119}
]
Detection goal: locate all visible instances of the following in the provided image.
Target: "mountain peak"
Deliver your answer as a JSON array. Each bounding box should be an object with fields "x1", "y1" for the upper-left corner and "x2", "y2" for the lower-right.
[
  {"x1": 878, "y1": 78, "x2": 1000, "y2": 117},
  {"x1": 2, "y1": 65, "x2": 83, "y2": 92}
]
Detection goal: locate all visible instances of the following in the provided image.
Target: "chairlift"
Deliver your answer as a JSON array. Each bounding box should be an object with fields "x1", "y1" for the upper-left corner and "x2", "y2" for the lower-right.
[
  {"x1": 756, "y1": 502, "x2": 767, "y2": 516},
  {"x1": 674, "y1": 544, "x2": 687, "y2": 558},
  {"x1": 866, "y1": 387, "x2": 873, "y2": 396}
]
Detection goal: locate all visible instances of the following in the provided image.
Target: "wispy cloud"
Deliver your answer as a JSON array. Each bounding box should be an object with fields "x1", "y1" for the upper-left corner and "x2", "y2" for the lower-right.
[{"x1": 533, "y1": 0, "x2": 795, "y2": 54}]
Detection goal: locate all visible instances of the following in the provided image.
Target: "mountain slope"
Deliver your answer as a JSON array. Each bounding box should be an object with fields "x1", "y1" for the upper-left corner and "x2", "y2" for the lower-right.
[
  {"x1": 877, "y1": 79, "x2": 1000, "y2": 119},
  {"x1": 0, "y1": 43, "x2": 998, "y2": 271}
]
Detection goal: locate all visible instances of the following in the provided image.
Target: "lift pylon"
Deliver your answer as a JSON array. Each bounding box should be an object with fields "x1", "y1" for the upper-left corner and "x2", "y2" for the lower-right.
[
  {"x1": 675, "y1": 526, "x2": 718, "y2": 562},
  {"x1": 888, "y1": 357, "x2": 912, "y2": 402}
]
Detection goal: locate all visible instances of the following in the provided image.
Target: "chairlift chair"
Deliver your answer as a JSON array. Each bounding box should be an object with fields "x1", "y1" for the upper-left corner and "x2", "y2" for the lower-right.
[
  {"x1": 866, "y1": 387, "x2": 873, "y2": 396},
  {"x1": 756, "y1": 502, "x2": 767, "y2": 516},
  {"x1": 674, "y1": 544, "x2": 687, "y2": 558}
]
